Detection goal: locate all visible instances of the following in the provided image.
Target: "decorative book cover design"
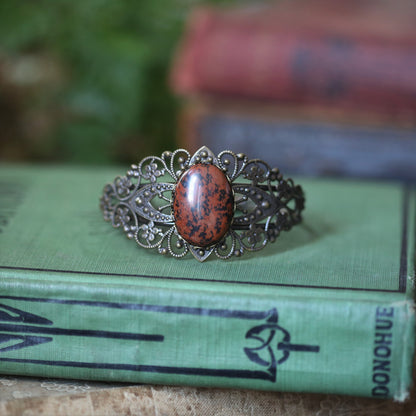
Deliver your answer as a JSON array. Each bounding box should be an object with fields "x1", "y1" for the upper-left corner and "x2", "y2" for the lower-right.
[{"x1": 0, "y1": 165, "x2": 414, "y2": 400}]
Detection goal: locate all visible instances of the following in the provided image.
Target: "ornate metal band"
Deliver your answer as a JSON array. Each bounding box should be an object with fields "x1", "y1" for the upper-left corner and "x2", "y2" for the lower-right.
[{"x1": 100, "y1": 146, "x2": 305, "y2": 262}]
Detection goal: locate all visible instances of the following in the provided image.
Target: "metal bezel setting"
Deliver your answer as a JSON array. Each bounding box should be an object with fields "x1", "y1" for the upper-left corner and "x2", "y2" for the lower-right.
[{"x1": 100, "y1": 146, "x2": 305, "y2": 262}]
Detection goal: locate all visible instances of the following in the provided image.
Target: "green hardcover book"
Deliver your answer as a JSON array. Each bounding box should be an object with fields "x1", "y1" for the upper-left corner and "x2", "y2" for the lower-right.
[{"x1": 0, "y1": 164, "x2": 414, "y2": 400}]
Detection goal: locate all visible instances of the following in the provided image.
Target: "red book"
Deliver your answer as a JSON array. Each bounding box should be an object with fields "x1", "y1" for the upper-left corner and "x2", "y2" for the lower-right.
[{"x1": 171, "y1": 0, "x2": 416, "y2": 117}]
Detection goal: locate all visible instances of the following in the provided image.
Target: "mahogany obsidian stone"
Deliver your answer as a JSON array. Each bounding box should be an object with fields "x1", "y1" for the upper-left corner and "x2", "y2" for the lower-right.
[{"x1": 173, "y1": 164, "x2": 234, "y2": 247}]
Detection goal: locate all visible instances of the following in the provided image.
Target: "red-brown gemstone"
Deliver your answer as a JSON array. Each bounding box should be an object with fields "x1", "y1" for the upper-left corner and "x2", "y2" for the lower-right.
[{"x1": 173, "y1": 164, "x2": 234, "y2": 247}]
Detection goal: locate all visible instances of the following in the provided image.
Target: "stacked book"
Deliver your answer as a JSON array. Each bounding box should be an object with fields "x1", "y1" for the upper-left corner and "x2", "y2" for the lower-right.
[
  {"x1": 171, "y1": 0, "x2": 416, "y2": 181},
  {"x1": 0, "y1": 160, "x2": 415, "y2": 402},
  {"x1": 1, "y1": 1, "x2": 416, "y2": 409}
]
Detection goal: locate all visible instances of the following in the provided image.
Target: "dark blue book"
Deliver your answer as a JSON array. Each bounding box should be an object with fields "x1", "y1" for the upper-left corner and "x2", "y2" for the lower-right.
[{"x1": 182, "y1": 106, "x2": 416, "y2": 182}]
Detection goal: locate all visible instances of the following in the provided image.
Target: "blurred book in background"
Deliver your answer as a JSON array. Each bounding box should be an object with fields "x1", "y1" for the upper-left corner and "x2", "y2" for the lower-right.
[
  {"x1": 178, "y1": 98, "x2": 416, "y2": 181},
  {"x1": 171, "y1": 0, "x2": 416, "y2": 181}
]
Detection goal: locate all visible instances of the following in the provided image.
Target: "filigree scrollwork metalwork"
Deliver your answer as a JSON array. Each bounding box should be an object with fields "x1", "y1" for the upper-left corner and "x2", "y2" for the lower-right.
[{"x1": 100, "y1": 146, "x2": 305, "y2": 261}]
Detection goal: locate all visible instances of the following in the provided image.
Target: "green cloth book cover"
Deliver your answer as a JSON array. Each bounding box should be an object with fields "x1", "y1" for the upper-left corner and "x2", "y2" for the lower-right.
[{"x1": 0, "y1": 164, "x2": 414, "y2": 400}]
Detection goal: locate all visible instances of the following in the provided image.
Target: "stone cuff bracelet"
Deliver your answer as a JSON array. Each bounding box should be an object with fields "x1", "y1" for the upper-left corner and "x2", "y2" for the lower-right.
[{"x1": 100, "y1": 146, "x2": 305, "y2": 262}]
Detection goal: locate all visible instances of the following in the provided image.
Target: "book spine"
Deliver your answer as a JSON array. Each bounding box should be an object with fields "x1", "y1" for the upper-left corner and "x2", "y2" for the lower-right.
[
  {"x1": 171, "y1": 9, "x2": 416, "y2": 117},
  {"x1": 0, "y1": 274, "x2": 413, "y2": 400},
  {"x1": 181, "y1": 109, "x2": 416, "y2": 181}
]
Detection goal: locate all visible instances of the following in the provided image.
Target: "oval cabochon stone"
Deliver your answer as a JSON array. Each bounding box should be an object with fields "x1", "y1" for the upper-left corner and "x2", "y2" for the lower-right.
[{"x1": 173, "y1": 164, "x2": 234, "y2": 247}]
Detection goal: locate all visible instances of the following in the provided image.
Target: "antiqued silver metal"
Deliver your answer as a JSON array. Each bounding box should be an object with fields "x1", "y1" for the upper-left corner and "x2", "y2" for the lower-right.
[{"x1": 100, "y1": 146, "x2": 305, "y2": 261}]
